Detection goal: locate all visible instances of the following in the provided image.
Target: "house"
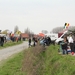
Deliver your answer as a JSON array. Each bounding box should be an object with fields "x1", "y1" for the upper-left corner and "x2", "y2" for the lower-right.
[{"x1": 20, "y1": 33, "x2": 29, "y2": 41}]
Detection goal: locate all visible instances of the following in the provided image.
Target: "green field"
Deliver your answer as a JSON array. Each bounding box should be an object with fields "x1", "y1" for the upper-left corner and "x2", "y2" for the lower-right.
[{"x1": 0, "y1": 44, "x2": 75, "y2": 75}]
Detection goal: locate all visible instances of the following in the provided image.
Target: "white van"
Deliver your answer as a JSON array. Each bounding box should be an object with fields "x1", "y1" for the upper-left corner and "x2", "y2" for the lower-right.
[{"x1": 46, "y1": 33, "x2": 58, "y2": 41}]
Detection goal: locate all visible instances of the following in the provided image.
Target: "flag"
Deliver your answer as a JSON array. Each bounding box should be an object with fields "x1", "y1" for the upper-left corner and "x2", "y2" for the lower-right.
[{"x1": 64, "y1": 23, "x2": 69, "y2": 29}]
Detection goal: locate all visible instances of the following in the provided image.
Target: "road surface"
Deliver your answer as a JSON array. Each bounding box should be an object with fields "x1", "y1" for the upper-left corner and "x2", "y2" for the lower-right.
[{"x1": 0, "y1": 41, "x2": 29, "y2": 61}]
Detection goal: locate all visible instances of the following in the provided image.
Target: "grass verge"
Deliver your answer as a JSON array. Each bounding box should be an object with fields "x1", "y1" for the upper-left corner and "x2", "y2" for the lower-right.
[
  {"x1": 22, "y1": 44, "x2": 75, "y2": 75},
  {"x1": 0, "y1": 41, "x2": 23, "y2": 49},
  {"x1": 22, "y1": 45, "x2": 46, "y2": 75},
  {"x1": 1, "y1": 44, "x2": 75, "y2": 75},
  {"x1": 39, "y1": 45, "x2": 75, "y2": 75},
  {"x1": 0, "y1": 51, "x2": 26, "y2": 75}
]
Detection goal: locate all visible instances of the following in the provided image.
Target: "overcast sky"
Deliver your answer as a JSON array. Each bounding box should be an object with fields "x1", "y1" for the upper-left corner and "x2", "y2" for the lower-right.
[{"x1": 0, "y1": 0, "x2": 75, "y2": 34}]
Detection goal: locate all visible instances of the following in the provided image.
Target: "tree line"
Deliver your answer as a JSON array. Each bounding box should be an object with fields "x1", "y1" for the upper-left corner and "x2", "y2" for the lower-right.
[{"x1": 1, "y1": 25, "x2": 75, "y2": 35}]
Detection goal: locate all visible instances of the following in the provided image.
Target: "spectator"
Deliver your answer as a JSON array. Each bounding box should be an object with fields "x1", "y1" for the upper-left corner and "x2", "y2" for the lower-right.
[
  {"x1": 0, "y1": 36, "x2": 4, "y2": 46},
  {"x1": 28, "y1": 37, "x2": 31, "y2": 47},
  {"x1": 16, "y1": 37, "x2": 18, "y2": 42},
  {"x1": 68, "y1": 34, "x2": 74, "y2": 55},
  {"x1": 33, "y1": 37, "x2": 36, "y2": 46},
  {"x1": 61, "y1": 36, "x2": 68, "y2": 55}
]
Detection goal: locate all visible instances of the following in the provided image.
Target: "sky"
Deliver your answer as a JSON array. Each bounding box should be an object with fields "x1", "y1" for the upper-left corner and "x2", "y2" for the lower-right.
[{"x1": 0, "y1": 0, "x2": 75, "y2": 34}]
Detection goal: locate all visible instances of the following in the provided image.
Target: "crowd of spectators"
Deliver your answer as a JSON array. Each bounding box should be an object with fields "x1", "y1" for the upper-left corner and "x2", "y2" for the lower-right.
[
  {"x1": 59, "y1": 33, "x2": 75, "y2": 55},
  {"x1": 0, "y1": 33, "x2": 21, "y2": 47}
]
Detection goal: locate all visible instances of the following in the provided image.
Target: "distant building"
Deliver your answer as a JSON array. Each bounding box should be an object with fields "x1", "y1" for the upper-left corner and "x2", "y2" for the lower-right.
[{"x1": 20, "y1": 33, "x2": 29, "y2": 41}]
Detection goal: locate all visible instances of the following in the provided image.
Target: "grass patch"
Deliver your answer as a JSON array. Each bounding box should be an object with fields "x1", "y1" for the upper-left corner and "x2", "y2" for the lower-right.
[
  {"x1": 22, "y1": 44, "x2": 75, "y2": 75},
  {"x1": 22, "y1": 45, "x2": 46, "y2": 75},
  {"x1": 0, "y1": 41, "x2": 23, "y2": 49},
  {"x1": 1, "y1": 44, "x2": 75, "y2": 75},
  {"x1": 39, "y1": 45, "x2": 75, "y2": 75},
  {"x1": 0, "y1": 51, "x2": 26, "y2": 75}
]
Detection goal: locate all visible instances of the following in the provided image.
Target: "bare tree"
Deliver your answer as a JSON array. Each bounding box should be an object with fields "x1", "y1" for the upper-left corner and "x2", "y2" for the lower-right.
[
  {"x1": 24, "y1": 27, "x2": 30, "y2": 34},
  {"x1": 68, "y1": 26, "x2": 75, "y2": 31},
  {"x1": 14, "y1": 25, "x2": 19, "y2": 33},
  {"x1": 24, "y1": 28, "x2": 34, "y2": 37},
  {"x1": 51, "y1": 26, "x2": 75, "y2": 33},
  {"x1": 51, "y1": 27, "x2": 63, "y2": 33},
  {"x1": 42, "y1": 30, "x2": 48, "y2": 34}
]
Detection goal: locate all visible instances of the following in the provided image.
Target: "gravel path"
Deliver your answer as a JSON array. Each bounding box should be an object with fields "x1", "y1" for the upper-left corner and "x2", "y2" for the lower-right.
[{"x1": 0, "y1": 41, "x2": 29, "y2": 61}]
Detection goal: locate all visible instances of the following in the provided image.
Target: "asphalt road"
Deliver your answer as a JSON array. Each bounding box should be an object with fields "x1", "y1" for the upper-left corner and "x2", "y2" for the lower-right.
[{"x1": 0, "y1": 41, "x2": 29, "y2": 61}]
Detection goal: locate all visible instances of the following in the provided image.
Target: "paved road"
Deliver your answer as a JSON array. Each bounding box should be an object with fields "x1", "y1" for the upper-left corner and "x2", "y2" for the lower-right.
[{"x1": 0, "y1": 41, "x2": 29, "y2": 61}]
